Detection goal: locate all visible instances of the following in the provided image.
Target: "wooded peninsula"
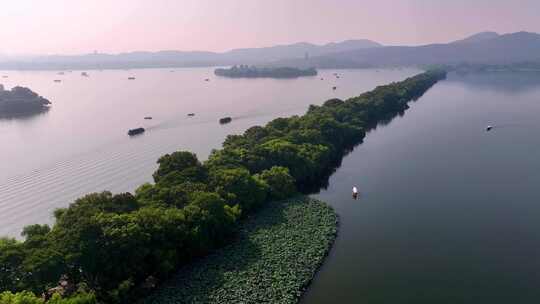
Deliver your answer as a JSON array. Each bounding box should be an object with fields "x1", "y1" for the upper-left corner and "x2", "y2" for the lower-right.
[{"x1": 0, "y1": 70, "x2": 446, "y2": 304}]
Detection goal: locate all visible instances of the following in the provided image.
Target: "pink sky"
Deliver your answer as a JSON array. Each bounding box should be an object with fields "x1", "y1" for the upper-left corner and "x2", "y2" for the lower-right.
[{"x1": 1, "y1": 0, "x2": 539, "y2": 55}]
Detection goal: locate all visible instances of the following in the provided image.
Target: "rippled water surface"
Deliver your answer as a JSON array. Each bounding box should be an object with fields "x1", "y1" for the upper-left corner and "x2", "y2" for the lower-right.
[{"x1": 0, "y1": 67, "x2": 419, "y2": 237}]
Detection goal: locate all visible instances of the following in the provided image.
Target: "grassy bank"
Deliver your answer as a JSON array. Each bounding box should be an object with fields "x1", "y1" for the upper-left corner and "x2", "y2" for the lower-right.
[{"x1": 144, "y1": 197, "x2": 337, "y2": 304}]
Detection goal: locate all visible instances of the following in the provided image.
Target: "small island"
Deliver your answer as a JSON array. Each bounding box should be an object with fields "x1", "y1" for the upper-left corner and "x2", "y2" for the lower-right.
[
  {"x1": 0, "y1": 84, "x2": 51, "y2": 117},
  {"x1": 214, "y1": 65, "x2": 317, "y2": 78}
]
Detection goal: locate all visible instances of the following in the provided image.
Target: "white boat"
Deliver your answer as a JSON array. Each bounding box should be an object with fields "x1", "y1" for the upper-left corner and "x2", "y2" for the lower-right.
[{"x1": 352, "y1": 186, "x2": 358, "y2": 199}]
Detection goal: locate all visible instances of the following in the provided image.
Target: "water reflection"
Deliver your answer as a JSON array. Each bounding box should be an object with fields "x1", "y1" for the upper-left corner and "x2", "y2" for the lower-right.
[
  {"x1": 447, "y1": 71, "x2": 540, "y2": 93},
  {"x1": 0, "y1": 107, "x2": 50, "y2": 121},
  {"x1": 302, "y1": 71, "x2": 540, "y2": 303}
]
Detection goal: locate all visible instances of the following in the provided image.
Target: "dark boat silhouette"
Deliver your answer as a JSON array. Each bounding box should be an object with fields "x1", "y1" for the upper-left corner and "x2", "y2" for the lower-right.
[
  {"x1": 187, "y1": 113, "x2": 195, "y2": 117},
  {"x1": 219, "y1": 117, "x2": 232, "y2": 124},
  {"x1": 144, "y1": 116, "x2": 152, "y2": 120},
  {"x1": 54, "y1": 79, "x2": 62, "y2": 83},
  {"x1": 81, "y1": 72, "x2": 89, "y2": 77},
  {"x1": 128, "y1": 77, "x2": 136, "y2": 80},
  {"x1": 486, "y1": 125, "x2": 493, "y2": 131},
  {"x1": 332, "y1": 86, "x2": 337, "y2": 90},
  {"x1": 128, "y1": 128, "x2": 145, "y2": 136}
]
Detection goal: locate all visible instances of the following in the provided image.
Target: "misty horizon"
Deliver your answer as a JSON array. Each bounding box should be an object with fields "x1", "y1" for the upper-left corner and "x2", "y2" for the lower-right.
[{"x1": 0, "y1": 30, "x2": 534, "y2": 58}]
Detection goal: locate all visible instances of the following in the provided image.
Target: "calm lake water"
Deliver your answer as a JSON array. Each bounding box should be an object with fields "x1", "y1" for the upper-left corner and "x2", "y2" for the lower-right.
[
  {"x1": 0, "y1": 67, "x2": 419, "y2": 237},
  {"x1": 304, "y1": 71, "x2": 540, "y2": 303},
  {"x1": 4, "y1": 68, "x2": 540, "y2": 303}
]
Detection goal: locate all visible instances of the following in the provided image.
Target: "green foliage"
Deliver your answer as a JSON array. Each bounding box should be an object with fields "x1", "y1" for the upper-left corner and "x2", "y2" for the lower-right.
[
  {"x1": 144, "y1": 197, "x2": 338, "y2": 304},
  {"x1": 0, "y1": 232, "x2": 63, "y2": 294},
  {"x1": 0, "y1": 291, "x2": 43, "y2": 304},
  {"x1": 153, "y1": 152, "x2": 206, "y2": 184},
  {"x1": 136, "y1": 182, "x2": 208, "y2": 208},
  {"x1": 49, "y1": 293, "x2": 96, "y2": 304},
  {"x1": 0, "y1": 291, "x2": 96, "y2": 304},
  {"x1": 209, "y1": 167, "x2": 268, "y2": 212},
  {"x1": 0, "y1": 238, "x2": 25, "y2": 292},
  {"x1": 256, "y1": 166, "x2": 297, "y2": 200},
  {"x1": 183, "y1": 192, "x2": 241, "y2": 255}
]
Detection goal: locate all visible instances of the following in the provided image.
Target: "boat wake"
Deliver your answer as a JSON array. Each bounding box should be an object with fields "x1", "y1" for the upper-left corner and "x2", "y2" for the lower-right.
[
  {"x1": 487, "y1": 123, "x2": 535, "y2": 130},
  {"x1": 147, "y1": 105, "x2": 308, "y2": 132}
]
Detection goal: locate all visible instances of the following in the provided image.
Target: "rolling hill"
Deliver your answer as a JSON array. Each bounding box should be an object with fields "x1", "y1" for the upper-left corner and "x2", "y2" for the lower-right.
[
  {"x1": 0, "y1": 39, "x2": 381, "y2": 70},
  {"x1": 275, "y1": 31, "x2": 540, "y2": 68}
]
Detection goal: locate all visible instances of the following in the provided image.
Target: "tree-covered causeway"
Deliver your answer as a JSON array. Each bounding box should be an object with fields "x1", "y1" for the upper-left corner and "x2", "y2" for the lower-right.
[{"x1": 0, "y1": 70, "x2": 446, "y2": 303}]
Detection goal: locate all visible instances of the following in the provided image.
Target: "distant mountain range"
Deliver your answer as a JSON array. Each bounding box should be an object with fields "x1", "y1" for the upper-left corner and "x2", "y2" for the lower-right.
[
  {"x1": 2, "y1": 31, "x2": 540, "y2": 70},
  {"x1": 276, "y1": 31, "x2": 540, "y2": 68},
  {"x1": 450, "y1": 31, "x2": 500, "y2": 44},
  {"x1": 0, "y1": 39, "x2": 381, "y2": 70}
]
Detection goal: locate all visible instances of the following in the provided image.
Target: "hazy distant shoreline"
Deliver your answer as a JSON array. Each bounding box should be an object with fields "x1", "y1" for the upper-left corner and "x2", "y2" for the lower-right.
[
  {"x1": 2, "y1": 31, "x2": 540, "y2": 71},
  {"x1": 215, "y1": 65, "x2": 318, "y2": 78}
]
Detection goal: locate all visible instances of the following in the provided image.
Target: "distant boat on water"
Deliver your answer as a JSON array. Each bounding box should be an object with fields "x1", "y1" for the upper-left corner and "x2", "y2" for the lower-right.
[
  {"x1": 219, "y1": 117, "x2": 232, "y2": 124},
  {"x1": 128, "y1": 77, "x2": 136, "y2": 80},
  {"x1": 128, "y1": 128, "x2": 145, "y2": 136},
  {"x1": 2, "y1": 75, "x2": 8, "y2": 78},
  {"x1": 187, "y1": 113, "x2": 195, "y2": 117},
  {"x1": 54, "y1": 79, "x2": 62, "y2": 83},
  {"x1": 486, "y1": 125, "x2": 493, "y2": 131},
  {"x1": 57, "y1": 72, "x2": 64, "y2": 75},
  {"x1": 332, "y1": 86, "x2": 337, "y2": 90},
  {"x1": 144, "y1": 116, "x2": 152, "y2": 120},
  {"x1": 81, "y1": 72, "x2": 89, "y2": 77},
  {"x1": 205, "y1": 78, "x2": 210, "y2": 81}
]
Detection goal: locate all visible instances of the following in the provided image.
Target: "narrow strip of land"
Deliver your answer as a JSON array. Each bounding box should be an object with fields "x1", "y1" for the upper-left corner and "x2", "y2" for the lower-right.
[{"x1": 0, "y1": 70, "x2": 446, "y2": 304}]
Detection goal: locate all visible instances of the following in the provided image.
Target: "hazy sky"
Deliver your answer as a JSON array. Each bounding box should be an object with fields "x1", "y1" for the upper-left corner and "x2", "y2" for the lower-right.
[{"x1": 1, "y1": 0, "x2": 539, "y2": 55}]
